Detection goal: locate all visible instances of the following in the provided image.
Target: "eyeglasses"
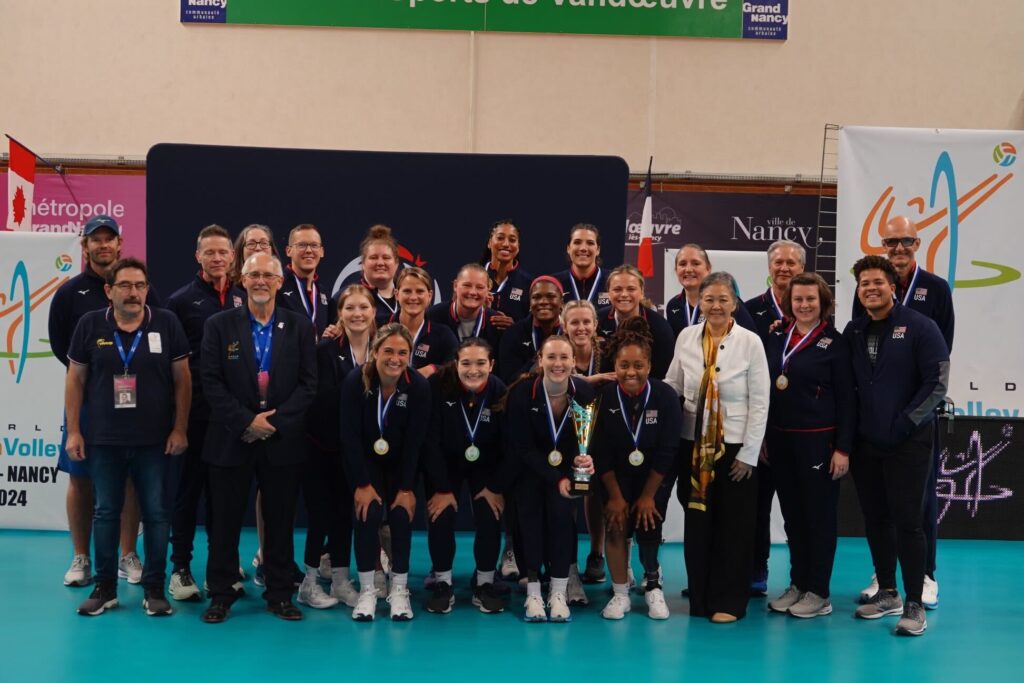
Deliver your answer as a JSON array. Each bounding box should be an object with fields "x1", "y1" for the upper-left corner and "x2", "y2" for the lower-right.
[
  {"x1": 243, "y1": 272, "x2": 281, "y2": 282},
  {"x1": 244, "y1": 240, "x2": 272, "y2": 250},
  {"x1": 290, "y1": 242, "x2": 322, "y2": 252},
  {"x1": 881, "y1": 237, "x2": 918, "y2": 248},
  {"x1": 112, "y1": 282, "x2": 149, "y2": 292}
]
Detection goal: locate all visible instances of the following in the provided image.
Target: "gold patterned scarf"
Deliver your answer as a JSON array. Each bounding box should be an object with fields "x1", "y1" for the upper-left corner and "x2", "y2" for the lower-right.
[{"x1": 688, "y1": 320, "x2": 733, "y2": 511}]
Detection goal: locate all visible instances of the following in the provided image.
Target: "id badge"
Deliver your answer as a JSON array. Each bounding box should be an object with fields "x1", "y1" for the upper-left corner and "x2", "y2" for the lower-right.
[
  {"x1": 114, "y1": 374, "x2": 138, "y2": 409},
  {"x1": 257, "y1": 370, "x2": 269, "y2": 410}
]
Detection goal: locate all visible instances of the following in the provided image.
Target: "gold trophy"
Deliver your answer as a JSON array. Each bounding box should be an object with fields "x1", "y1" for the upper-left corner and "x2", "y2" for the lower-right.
[{"x1": 569, "y1": 398, "x2": 599, "y2": 496}]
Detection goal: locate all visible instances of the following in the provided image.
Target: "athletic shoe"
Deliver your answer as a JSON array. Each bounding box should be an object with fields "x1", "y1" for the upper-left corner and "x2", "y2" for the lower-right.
[
  {"x1": 143, "y1": 585, "x2": 173, "y2": 616},
  {"x1": 352, "y1": 586, "x2": 379, "y2": 621},
  {"x1": 645, "y1": 588, "x2": 670, "y2": 620},
  {"x1": 523, "y1": 594, "x2": 547, "y2": 622},
  {"x1": 297, "y1": 574, "x2": 339, "y2": 609},
  {"x1": 374, "y1": 569, "x2": 389, "y2": 598},
  {"x1": 169, "y1": 568, "x2": 202, "y2": 602},
  {"x1": 318, "y1": 553, "x2": 331, "y2": 580},
  {"x1": 77, "y1": 582, "x2": 118, "y2": 616},
  {"x1": 252, "y1": 556, "x2": 266, "y2": 588},
  {"x1": 750, "y1": 569, "x2": 768, "y2": 596},
  {"x1": 768, "y1": 585, "x2": 803, "y2": 613},
  {"x1": 472, "y1": 583, "x2": 506, "y2": 613},
  {"x1": 501, "y1": 548, "x2": 519, "y2": 580},
  {"x1": 582, "y1": 553, "x2": 606, "y2": 584},
  {"x1": 64, "y1": 554, "x2": 92, "y2": 587},
  {"x1": 855, "y1": 590, "x2": 903, "y2": 619},
  {"x1": 788, "y1": 591, "x2": 832, "y2": 619},
  {"x1": 922, "y1": 576, "x2": 939, "y2": 610},
  {"x1": 859, "y1": 573, "x2": 879, "y2": 603},
  {"x1": 388, "y1": 585, "x2": 414, "y2": 621},
  {"x1": 547, "y1": 592, "x2": 571, "y2": 622},
  {"x1": 267, "y1": 600, "x2": 303, "y2": 621},
  {"x1": 118, "y1": 552, "x2": 143, "y2": 584},
  {"x1": 330, "y1": 578, "x2": 360, "y2": 608},
  {"x1": 895, "y1": 600, "x2": 927, "y2": 636},
  {"x1": 601, "y1": 594, "x2": 632, "y2": 620},
  {"x1": 567, "y1": 566, "x2": 588, "y2": 606},
  {"x1": 423, "y1": 570, "x2": 438, "y2": 590},
  {"x1": 426, "y1": 581, "x2": 454, "y2": 614},
  {"x1": 201, "y1": 601, "x2": 229, "y2": 623}
]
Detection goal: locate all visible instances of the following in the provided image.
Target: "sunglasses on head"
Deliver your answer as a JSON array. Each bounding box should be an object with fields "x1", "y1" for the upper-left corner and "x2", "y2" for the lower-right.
[{"x1": 881, "y1": 237, "x2": 917, "y2": 248}]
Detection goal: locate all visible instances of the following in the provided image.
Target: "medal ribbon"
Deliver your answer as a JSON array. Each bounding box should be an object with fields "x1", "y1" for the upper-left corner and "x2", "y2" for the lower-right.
[
  {"x1": 460, "y1": 387, "x2": 489, "y2": 444},
  {"x1": 780, "y1": 320, "x2": 828, "y2": 373},
  {"x1": 617, "y1": 381, "x2": 651, "y2": 451}
]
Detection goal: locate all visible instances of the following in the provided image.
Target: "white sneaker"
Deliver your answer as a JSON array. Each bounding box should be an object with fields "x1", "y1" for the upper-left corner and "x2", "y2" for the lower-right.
[
  {"x1": 601, "y1": 594, "x2": 632, "y2": 620},
  {"x1": 547, "y1": 592, "x2": 571, "y2": 622},
  {"x1": 388, "y1": 585, "x2": 414, "y2": 621},
  {"x1": 64, "y1": 554, "x2": 92, "y2": 587},
  {"x1": 169, "y1": 569, "x2": 202, "y2": 602},
  {"x1": 118, "y1": 552, "x2": 143, "y2": 584},
  {"x1": 523, "y1": 594, "x2": 547, "y2": 622},
  {"x1": 331, "y1": 578, "x2": 361, "y2": 608},
  {"x1": 374, "y1": 569, "x2": 389, "y2": 598},
  {"x1": 501, "y1": 548, "x2": 519, "y2": 579},
  {"x1": 298, "y1": 575, "x2": 339, "y2": 609},
  {"x1": 922, "y1": 576, "x2": 939, "y2": 610},
  {"x1": 352, "y1": 586, "x2": 379, "y2": 621},
  {"x1": 318, "y1": 553, "x2": 331, "y2": 580},
  {"x1": 645, "y1": 587, "x2": 670, "y2": 620},
  {"x1": 860, "y1": 573, "x2": 879, "y2": 603},
  {"x1": 567, "y1": 566, "x2": 588, "y2": 606}
]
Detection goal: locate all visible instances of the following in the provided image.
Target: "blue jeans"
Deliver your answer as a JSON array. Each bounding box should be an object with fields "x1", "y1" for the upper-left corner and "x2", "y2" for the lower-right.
[{"x1": 89, "y1": 444, "x2": 169, "y2": 586}]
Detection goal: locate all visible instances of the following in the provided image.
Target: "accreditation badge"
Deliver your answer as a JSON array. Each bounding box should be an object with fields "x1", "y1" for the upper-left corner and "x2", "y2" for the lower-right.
[{"x1": 114, "y1": 375, "x2": 138, "y2": 409}]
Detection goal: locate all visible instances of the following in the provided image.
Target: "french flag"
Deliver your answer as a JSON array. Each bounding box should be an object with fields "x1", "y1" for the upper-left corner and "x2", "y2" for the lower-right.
[
  {"x1": 636, "y1": 157, "x2": 655, "y2": 278},
  {"x1": 5, "y1": 136, "x2": 35, "y2": 231}
]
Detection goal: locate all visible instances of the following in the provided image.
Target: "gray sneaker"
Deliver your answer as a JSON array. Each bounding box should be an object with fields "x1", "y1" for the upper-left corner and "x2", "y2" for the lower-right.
[
  {"x1": 768, "y1": 585, "x2": 803, "y2": 613},
  {"x1": 855, "y1": 590, "x2": 903, "y2": 619},
  {"x1": 788, "y1": 591, "x2": 832, "y2": 618},
  {"x1": 895, "y1": 600, "x2": 927, "y2": 636}
]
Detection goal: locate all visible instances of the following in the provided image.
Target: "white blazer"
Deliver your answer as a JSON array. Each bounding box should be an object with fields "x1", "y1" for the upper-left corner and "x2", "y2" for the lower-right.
[{"x1": 664, "y1": 321, "x2": 770, "y2": 467}]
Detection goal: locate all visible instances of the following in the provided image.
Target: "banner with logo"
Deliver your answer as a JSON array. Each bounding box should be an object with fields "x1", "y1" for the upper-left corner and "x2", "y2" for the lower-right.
[
  {"x1": 623, "y1": 189, "x2": 820, "y2": 308},
  {"x1": 837, "y1": 127, "x2": 1024, "y2": 418},
  {"x1": 0, "y1": 233, "x2": 80, "y2": 530},
  {"x1": 0, "y1": 172, "x2": 147, "y2": 258},
  {"x1": 180, "y1": 0, "x2": 789, "y2": 41}
]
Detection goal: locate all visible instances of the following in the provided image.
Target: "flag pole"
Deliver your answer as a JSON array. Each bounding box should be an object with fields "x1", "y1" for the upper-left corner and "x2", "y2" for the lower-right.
[{"x1": 4, "y1": 133, "x2": 83, "y2": 210}]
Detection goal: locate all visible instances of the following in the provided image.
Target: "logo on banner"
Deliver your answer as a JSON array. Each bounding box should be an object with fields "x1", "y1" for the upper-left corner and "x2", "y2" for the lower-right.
[
  {"x1": 624, "y1": 206, "x2": 682, "y2": 244},
  {"x1": 858, "y1": 145, "x2": 1022, "y2": 291},
  {"x1": 0, "y1": 261, "x2": 66, "y2": 384},
  {"x1": 180, "y1": 0, "x2": 227, "y2": 23},
  {"x1": 730, "y1": 216, "x2": 817, "y2": 248},
  {"x1": 54, "y1": 254, "x2": 73, "y2": 272},
  {"x1": 937, "y1": 424, "x2": 1014, "y2": 523}
]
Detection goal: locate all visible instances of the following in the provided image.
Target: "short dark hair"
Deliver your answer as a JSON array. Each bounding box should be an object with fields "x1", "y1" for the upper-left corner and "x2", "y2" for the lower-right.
[
  {"x1": 107, "y1": 257, "x2": 148, "y2": 285},
  {"x1": 782, "y1": 272, "x2": 834, "y2": 320},
  {"x1": 196, "y1": 224, "x2": 231, "y2": 250},
  {"x1": 852, "y1": 255, "x2": 897, "y2": 286}
]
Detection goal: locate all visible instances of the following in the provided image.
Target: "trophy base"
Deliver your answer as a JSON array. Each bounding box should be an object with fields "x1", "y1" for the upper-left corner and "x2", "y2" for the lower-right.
[{"x1": 569, "y1": 478, "x2": 593, "y2": 497}]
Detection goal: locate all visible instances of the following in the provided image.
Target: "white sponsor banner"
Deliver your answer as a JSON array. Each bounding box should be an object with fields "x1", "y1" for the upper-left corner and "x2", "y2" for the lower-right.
[
  {"x1": 0, "y1": 232, "x2": 79, "y2": 529},
  {"x1": 837, "y1": 126, "x2": 1024, "y2": 418}
]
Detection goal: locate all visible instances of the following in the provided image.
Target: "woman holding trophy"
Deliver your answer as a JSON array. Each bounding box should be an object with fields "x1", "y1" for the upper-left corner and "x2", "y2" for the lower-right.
[
  {"x1": 593, "y1": 318, "x2": 682, "y2": 621},
  {"x1": 505, "y1": 334, "x2": 597, "y2": 623}
]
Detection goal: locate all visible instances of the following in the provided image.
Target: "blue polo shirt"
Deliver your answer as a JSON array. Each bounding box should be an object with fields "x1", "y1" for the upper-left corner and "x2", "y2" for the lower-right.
[{"x1": 67, "y1": 306, "x2": 190, "y2": 447}]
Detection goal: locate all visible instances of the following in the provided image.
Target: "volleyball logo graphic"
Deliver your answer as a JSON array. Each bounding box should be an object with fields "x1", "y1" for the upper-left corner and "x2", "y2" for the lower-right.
[
  {"x1": 992, "y1": 142, "x2": 1017, "y2": 167},
  {"x1": 55, "y1": 254, "x2": 74, "y2": 272}
]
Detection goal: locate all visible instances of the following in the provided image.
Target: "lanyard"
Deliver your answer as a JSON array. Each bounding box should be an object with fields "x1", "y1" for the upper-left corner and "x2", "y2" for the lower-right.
[
  {"x1": 532, "y1": 324, "x2": 563, "y2": 352},
  {"x1": 781, "y1": 321, "x2": 827, "y2": 371},
  {"x1": 460, "y1": 387, "x2": 489, "y2": 444},
  {"x1": 376, "y1": 290, "x2": 398, "y2": 315},
  {"x1": 342, "y1": 335, "x2": 369, "y2": 368},
  {"x1": 292, "y1": 273, "x2": 318, "y2": 323},
  {"x1": 569, "y1": 268, "x2": 603, "y2": 304},
  {"x1": 684, "y1": 299, "x2": 701, "y2": 326},
  {"x1": 617, "y1": 382, "x2": 651, "y2": 449},
  {"x1": 769, "y1": 288, "x2": 784, "y2": 320},
  {"x1": 487, "y1": 261, "x2": 511, "y2": 294},
  {"x1": 410, "y1": 320, "x2": 427, "y2": 350},
  {"x1": 450, "y1": 301, "x2": 485, "y2": 339},
  {"x1": 543, "y1": 385, "x2": 573, "y2": 449},
  {"x1": 377, "y1": 386, "x2": 397, "y2": 434},
  {"x1": 899, "y1": 264, "x2": 921, "y2": 306},
  {"x1": 113, "y1": 328, "x2": 143, "y2": 375},
  {"x1": 251, "y1": 315, "x2": 275, "y2": 372}
]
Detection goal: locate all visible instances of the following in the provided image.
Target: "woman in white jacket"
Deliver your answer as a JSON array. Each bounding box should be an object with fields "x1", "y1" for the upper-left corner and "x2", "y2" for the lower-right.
[{"x1": 664, "y1": 272, "x2": 769, "y2": 623}]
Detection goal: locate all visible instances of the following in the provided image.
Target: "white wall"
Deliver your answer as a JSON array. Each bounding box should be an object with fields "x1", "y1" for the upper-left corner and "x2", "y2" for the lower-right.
[{"x1": 1, "y1": 0, "x2": 1021, "y2": 175}]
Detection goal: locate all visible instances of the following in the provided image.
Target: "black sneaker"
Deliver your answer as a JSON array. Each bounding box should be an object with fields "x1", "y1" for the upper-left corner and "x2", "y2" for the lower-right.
[
  {"x1": 472, "y1": 582, "x2": 506, "y2": 614},
  {"x1": 201, "y1": 601, "x2": 230, "y2": 624},
  {"x1": 268, "y1": 600, "x2": 303, "y2": 621},
  {"x1": 426, "y1": 581, "x2": 454, "y2": 614},
  {"x1": 143, "y1": 584, "x2": 174, "y2": 616},
  {"x1": 77, "y1": 582, "x2": 118, "y2": 616},
  {"x1": 582, "y1": 553, "x2": 606, "y2": 584}
]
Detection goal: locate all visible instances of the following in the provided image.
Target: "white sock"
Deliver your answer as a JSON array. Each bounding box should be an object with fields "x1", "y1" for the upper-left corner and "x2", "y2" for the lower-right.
[
  {"x1": 527, "y1": 581, "x2": 542, "y2": 599},
  {"x1": 477, "y1": 569, "x2": 495, "y2": 585},
  {"x1": 613, "y1": 582, "x2": 630, "y2": 597},
  {"x1": 391, "y1": 572, "x2": 409, "y2": 589},
  {"x1": 358, "y1": 571, "x2": 376, "y2": 591},
  {"x1": 304, "y1": 564, "x2": 318, "y2": 579},
  {"x1": 331, "y1": 566, "x2": 350, "y2": 582},
  {"x1": 550, "y1": 577, "x2": 569, "y2": 596},
  {"x1": 435, "y1": 569, "x2": 453, "y2": 585}
]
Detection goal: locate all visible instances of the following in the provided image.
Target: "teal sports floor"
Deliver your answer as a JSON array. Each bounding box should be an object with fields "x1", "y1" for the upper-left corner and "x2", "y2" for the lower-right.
[{"x1": 1, "y1": 530, "x2": 1019, "y2": 682}]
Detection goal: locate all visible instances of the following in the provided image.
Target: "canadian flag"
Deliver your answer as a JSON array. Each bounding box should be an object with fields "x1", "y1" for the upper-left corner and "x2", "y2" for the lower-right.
[
  {"x1": 6, "y1": 137, "x2": 35, "y2": 231},
  {"x1": 636, "y1": 157, "x2": 655, "y2": 278}
]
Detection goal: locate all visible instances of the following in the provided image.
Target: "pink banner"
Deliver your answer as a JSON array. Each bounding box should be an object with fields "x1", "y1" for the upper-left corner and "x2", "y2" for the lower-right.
[{"x1": 0, "y1": 172, "x2": 146, "y2": 260}]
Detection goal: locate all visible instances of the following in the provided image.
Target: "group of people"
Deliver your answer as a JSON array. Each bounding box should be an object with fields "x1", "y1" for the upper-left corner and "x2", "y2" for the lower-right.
[{"x1": 50, "y1": 213, "x2": 952, "y2": 637}]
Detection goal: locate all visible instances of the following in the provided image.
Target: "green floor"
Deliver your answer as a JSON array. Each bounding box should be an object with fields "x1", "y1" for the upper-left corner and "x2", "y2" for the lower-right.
[{"x1": 1, "y1": 529, "x2": 1018, "y2": 682}]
